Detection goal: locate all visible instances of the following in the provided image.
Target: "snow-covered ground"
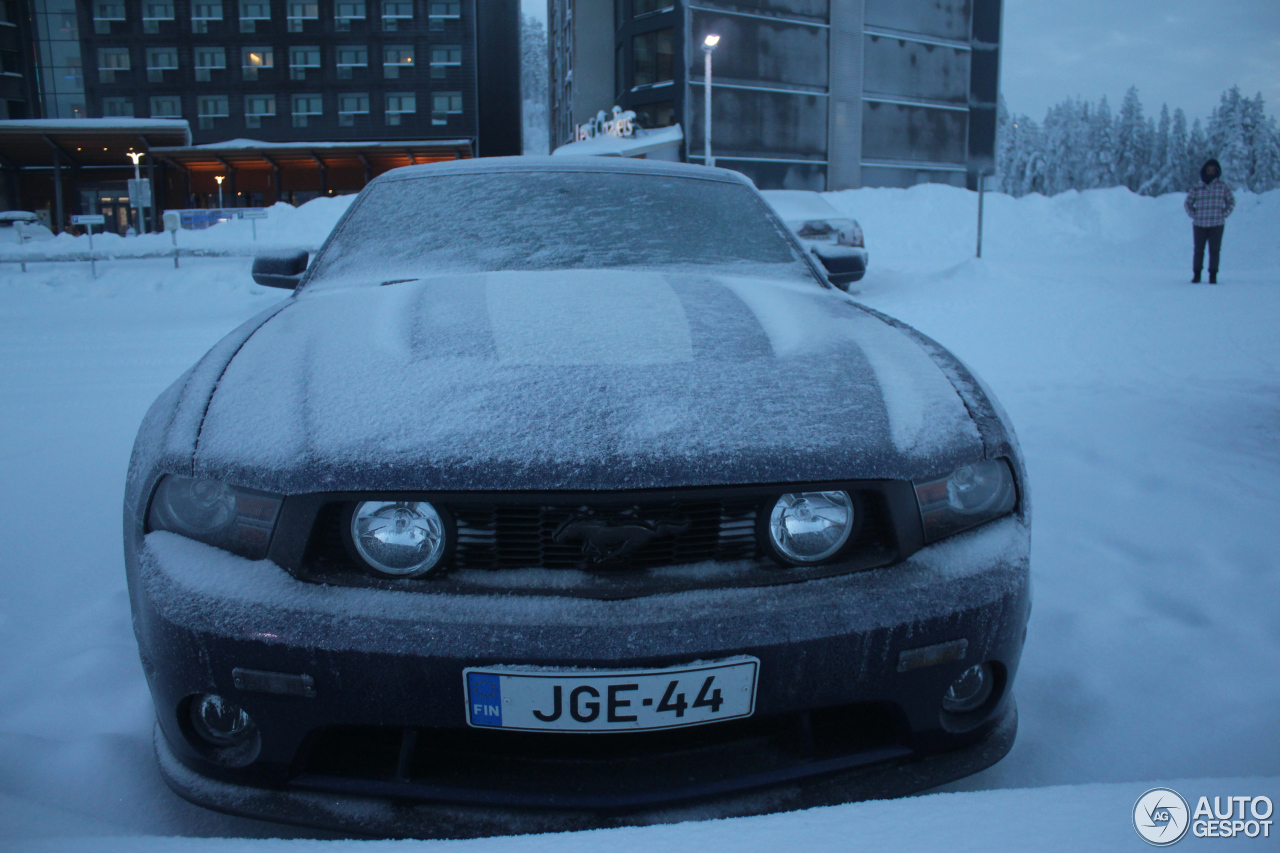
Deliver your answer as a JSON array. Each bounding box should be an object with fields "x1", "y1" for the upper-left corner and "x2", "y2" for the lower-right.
[{"x1": 1, "y1": 185, "x2": 1277, "y2": 850}]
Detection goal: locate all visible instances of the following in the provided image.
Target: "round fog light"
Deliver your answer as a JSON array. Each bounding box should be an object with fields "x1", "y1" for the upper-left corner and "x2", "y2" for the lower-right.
[
  {"x1": 190, "y1": 693, "x2": 256, "y2": 747},
  {"x1": 351, "y1": 501, "x2": 448, "y2": 577},
  {"x1": 768, "y1": 491, "x2": 856, "y2": 563},
  {"x1": 942, "y1": 663, "x2": 994, "y2": 714}
]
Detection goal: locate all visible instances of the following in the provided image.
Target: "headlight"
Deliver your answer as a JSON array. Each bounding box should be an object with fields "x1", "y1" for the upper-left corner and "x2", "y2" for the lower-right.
[
  {"x1": 350, "y1": 501, "x2": 449, "y2": 578},
  {"x1": 147, "y1": 475, "x2": 281, "y2": 559},
  {"x1": 914, "y1": 459, "x2": 1017, "y2": 543},
  {"x1": 766, "y1": 491, "x2": 856, "y2": 564}
]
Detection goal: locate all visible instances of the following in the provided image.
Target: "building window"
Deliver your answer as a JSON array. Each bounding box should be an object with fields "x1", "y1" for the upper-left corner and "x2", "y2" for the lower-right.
[
  {"x1": 430, "y1": 44, "x2": 460, "y2": 78},
  {"x1": 383, "y1": 45, "x2": 412, "y2": 78},
  {"x1": 141, "y1": 1, "x2": 173, "y2": 33},
  {"x1": 245, "y1": 93, "x2": 275, "y2": 128},
  {"x1": 102, "y1": 96, "x2": 134, "y2": 117},
  {"x1": 631, "y1": 100, "x2": 674, "y2": 128},
  {"x1": 242, "y1": 46, "x2": 273, "y2": 80},
  {"x1": 431, "y1": 90, "x2": 461, "y2": 125},
  {"x1": 336, "y1": 44, "x2": 367, "y2": 79},
  {"x1": 632, "y1": 28, "x2": 672, "y2": 88},
  {"x1": 197, "y1": 94, "x2": 229, "y2": 129},
  {"x1": 194, "y1": 46, "x2": 226, "y2": 81},
  {"x1": 335, "y1": 0, "x2": 364, "y2": 31},
  {"x1": 338, "y1": 91, "x2": 369, "y2": 126},
  {"x1": 97, "y1": 47, "x2": 130, "y2": 83},
  {"x1": 93, "y1": 1, "x2": 125, "y2": 34},
  {"x1": 289, "y1": 45, "x2": 320, "y2": 80},
  {"x1": 287, "y1": 1, "x2": 318, "y2": 32},
  {"x1": 146, "y1": 47, "x2": 178, "y2": 82},
  {"x1": 428, "y1": 0, "x2": 459, "y2": 31},
  {"x1": 385, "y1": 91, "x2": 415, "y2": 125},
  {"x1": 239, "y1": 0, "x2": 269, "y2": 32},
  {"x1": 292, "y1": 92, "x2": 322, "y2": 127},
  {"x1": 382, "y1": 0, "x2": 412, "y2": 31},
  {"x1": 151, "y1": 95, "x2": 182, "y2": 117},
  {"x1": 191, "y1": 1, "x2": 222, "y2": 33}
]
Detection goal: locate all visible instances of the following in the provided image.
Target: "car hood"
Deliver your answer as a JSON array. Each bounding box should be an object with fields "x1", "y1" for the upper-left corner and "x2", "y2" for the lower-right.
[{"x1": 194, "y1": 270, "x2": 982, "y2": 493}]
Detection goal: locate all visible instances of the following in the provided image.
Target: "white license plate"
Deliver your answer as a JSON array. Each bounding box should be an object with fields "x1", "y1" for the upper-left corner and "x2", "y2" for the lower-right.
[{"x1": 463, "y1": 657, "x2": 759, "y2": 733}]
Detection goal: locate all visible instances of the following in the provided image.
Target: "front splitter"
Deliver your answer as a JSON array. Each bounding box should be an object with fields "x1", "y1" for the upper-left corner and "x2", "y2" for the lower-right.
[{"x1": 155, "y1": 699, "x2": 1017, "y2": 839}]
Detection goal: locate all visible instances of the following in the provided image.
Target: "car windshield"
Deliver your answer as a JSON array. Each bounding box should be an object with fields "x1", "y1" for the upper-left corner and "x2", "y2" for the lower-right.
[{"x1": 305, "y1": 170, "x2": 811, "y2": 289}]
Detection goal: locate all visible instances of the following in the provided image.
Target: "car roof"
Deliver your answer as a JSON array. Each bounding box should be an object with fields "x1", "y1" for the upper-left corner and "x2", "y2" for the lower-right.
[
  {"x1": 372, "y1": 155, "x2": 758, "y2": 188},
  {"x1": 0, "y1": 210, "x2": 40, "y2": 222}
]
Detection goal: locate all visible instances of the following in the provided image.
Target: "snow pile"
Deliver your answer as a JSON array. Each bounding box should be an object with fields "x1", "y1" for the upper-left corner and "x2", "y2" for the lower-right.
[{"x1": 0, "y1": 183, "x2": 1277, "y2": 848}]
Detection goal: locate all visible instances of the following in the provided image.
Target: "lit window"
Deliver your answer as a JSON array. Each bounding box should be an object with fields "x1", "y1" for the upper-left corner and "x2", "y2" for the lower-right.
[
  {"x1": 93, "y1": 1, "x2": 124, "y2": 33},
  {"x1": 383, "y1": 45, "x2": 412, "y2": 78},
  {"x1": 241, "y1": 46, "x2": 273, "y2": 80}
]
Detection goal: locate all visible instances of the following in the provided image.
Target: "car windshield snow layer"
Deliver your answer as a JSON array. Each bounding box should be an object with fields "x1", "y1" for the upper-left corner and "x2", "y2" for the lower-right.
[{"x1": 306, "y1": 170, "x2": 811, "y2": 289}]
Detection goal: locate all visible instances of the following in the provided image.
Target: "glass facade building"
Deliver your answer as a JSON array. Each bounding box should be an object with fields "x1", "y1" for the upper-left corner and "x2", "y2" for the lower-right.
[{"x1": 549, "y1": 0, "x2": 1002, "y2": 190}]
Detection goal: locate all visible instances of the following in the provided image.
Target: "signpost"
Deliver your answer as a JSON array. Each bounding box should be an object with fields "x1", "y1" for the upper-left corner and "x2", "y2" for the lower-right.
[
  {"x1": 71, "y1": 214, "x2": 106, "y2": 277},
  {"x1": 241, "y1": 208, "x2": 267, "y2": 240}
]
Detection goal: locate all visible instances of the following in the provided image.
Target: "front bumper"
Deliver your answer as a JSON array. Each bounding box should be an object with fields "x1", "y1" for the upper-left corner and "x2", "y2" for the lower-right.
[{"x1": 130, "y1": 516, "x2": 1030, "y2": 836}]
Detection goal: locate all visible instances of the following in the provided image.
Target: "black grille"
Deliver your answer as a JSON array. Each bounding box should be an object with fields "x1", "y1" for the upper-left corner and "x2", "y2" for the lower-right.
[
  {"x1": 292, "y1": 703, "x2": 911, "y2": 810},
  {"x1": 452, "y1": 501, "x2": 759, "y2": 570}
]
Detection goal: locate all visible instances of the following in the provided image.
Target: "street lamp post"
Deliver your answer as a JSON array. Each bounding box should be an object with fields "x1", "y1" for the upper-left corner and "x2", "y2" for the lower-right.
[
  {"x1": 127, "y1": 151, "x2": 146, "y2": 233},
  {"x1": 215, "y1": 175, "x2": 225, "y2": 209},
  {"x1": 702, "y1": 34, "x2": 720, "y2": 168}
]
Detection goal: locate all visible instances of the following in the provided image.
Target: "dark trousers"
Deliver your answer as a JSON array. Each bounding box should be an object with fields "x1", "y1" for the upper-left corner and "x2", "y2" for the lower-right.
[{"x1": 1193, "y1": 225, "x2": 1225, "y2": 273}]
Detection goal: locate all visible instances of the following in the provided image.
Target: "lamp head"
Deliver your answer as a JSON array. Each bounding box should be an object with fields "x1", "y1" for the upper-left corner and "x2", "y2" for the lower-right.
[{"x1": 703, "y1": 34, "x2": 720, "y2": 51}]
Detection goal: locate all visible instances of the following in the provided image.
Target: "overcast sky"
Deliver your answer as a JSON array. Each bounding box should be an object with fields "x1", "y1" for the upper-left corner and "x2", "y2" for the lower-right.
[{"x1": 520, "y1": 0, "x2": 1280, "y2": 124}]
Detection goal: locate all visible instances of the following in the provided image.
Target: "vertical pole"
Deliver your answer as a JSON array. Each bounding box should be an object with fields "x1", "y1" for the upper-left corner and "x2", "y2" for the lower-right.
[
  {"x1": 52, "y1": 149, "x2": 63, "y2": 235},
  {"x1": 89, "y1": 226, "x2": 96, "y2": 278},
  {"x1": 704, "y1": 50, "x2": 713, "y2": 168},
  {"x1": 976, "y1": 173, "x2": 986, "y2": 258},
  {"x1": 148, "y1": 157, "x2": 159, "y2": 233}
]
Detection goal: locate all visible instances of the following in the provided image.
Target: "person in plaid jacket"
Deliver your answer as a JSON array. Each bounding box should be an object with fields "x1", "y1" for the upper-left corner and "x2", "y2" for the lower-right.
[{"x1": 1183, "y1": 158, "x2": 1235, "y2": 284}]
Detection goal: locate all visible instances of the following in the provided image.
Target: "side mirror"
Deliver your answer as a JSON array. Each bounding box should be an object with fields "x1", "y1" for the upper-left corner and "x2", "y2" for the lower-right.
[
  {"x1": 810, "y1": 244, "x2": 866, "y2": 290},
  {"x1": 252, "y1": 251, "x2": 309, "y2": 289}
]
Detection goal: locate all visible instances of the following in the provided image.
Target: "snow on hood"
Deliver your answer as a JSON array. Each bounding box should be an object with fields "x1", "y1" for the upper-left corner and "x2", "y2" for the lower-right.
[{"x1": 194, "y1": 271, "x2": 981, "y2": 492}]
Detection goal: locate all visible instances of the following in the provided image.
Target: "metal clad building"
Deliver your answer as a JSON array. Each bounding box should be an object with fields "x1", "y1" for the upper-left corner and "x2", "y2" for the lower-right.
[{"x1": 549, "y1": 0, "x2": 1001, "y2": 190}]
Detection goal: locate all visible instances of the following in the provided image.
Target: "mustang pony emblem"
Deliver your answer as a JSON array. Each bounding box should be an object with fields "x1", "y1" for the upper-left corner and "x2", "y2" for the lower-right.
[{"x1": 552, "y1": 512, "x2": 691, "y2": 564}]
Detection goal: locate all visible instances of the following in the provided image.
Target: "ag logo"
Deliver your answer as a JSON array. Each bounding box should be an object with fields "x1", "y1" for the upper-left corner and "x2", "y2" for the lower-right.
[{"x1": 1134, "y1": 787, "x2": 1191, "y2": 846}]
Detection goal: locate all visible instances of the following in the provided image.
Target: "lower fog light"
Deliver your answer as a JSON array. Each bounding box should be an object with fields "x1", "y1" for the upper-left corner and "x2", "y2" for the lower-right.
[
  {"x1": 190, "y1": 693, "x2": 256, "y2": 747},
  {"x1": 942, "y1": 663, "x2": 994, "y2": 714}
]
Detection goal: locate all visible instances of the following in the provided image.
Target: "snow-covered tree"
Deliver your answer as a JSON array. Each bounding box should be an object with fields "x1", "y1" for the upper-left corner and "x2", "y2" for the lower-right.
[
  {"x1": 1114, "y1": 87, "x2": 1149, "y2": 192},
  {"x1": 520, "y1": 14, "x2": 549, "y2": 155}
]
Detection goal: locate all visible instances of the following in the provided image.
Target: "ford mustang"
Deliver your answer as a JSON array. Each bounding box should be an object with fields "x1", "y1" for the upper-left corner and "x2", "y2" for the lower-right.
[{"x1": 124, "y1": 157, "x2": 1030, "y2": 837}]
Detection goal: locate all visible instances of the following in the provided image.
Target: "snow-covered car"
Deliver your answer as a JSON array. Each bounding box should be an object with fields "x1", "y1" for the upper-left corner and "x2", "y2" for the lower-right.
[
  {"x1": 124, "y1": 157, "x2": 1030, "y2": 837},
  {"x1": 0, "y1": 210, "x2": 54, "y2": 244},
  {"x1": 761, "y1": 190, "x2": 869, "y2": 287}
]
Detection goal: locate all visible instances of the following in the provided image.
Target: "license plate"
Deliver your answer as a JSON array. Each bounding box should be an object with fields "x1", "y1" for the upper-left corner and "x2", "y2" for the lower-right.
[{"x1": 463, "y1": 657, "x2": 759, "y2": 733}]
